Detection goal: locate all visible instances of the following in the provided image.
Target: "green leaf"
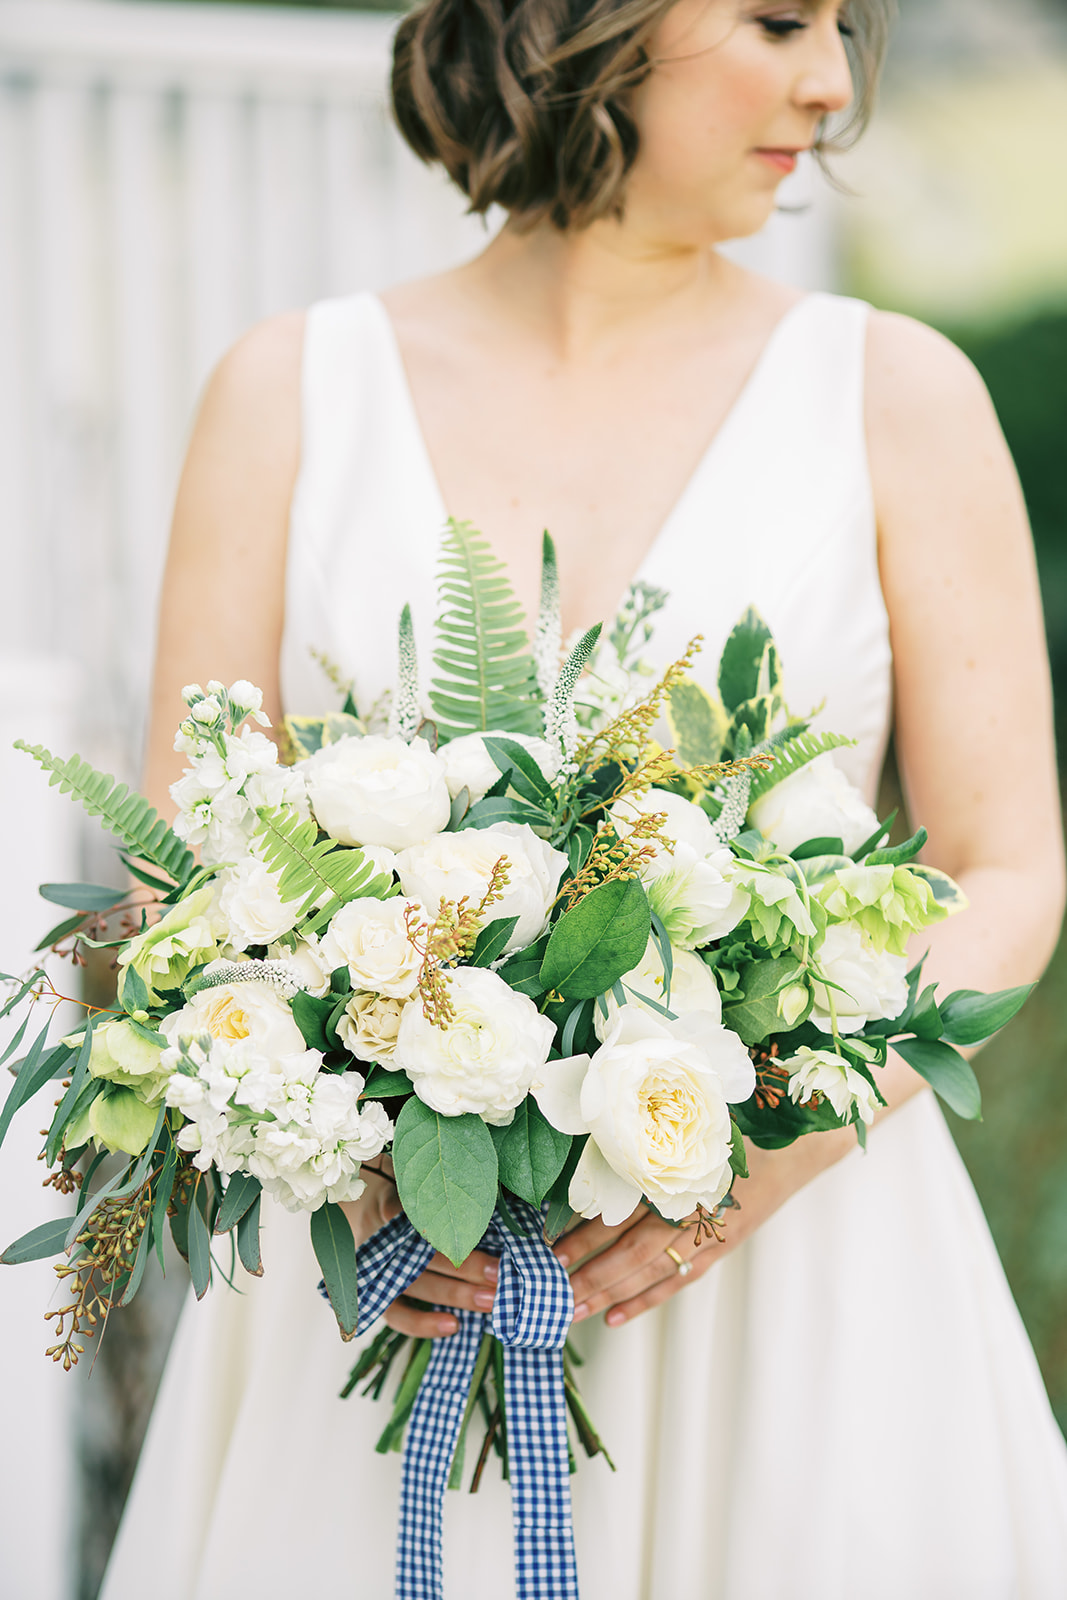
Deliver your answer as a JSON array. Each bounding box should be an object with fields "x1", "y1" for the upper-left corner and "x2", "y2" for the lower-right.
[
  {"x1": 907, "y1": 984, "x2": 944, "y2": 1042},
  {"x1": 283, "y1": 711, "x2": 365, "y2": 760},
  {"x1": 237, "y1": 1194, "x2": 263, "y2": 1276},
  {"x1": 361, "y1": 1065, "x2": 413, "y2": 1099},
  {"x1": 718, "y1": 607, "x2": 775, "y2": 713},
  {"x1": 665, "y1": 676, "x2": 729, "y2": 767},
  {"x1": 34, "y1": 913, "x2": 90, "y2": 952},
  {"x1": 937, "y1": 985, "x2": 1033, "y2": 1047},
  {"x1": 310, "y1": 1200, "x2": 360, "y2": 1339},
  {"x1": 490, "y1": 1101, "x2": 572, "y2": 1207},
  {"x1": 118, "y1": 1214, "x2": 154, "y2": 1306},
  {"x1": 14, "y1": 743, "x2": 194, "y2": 883},
  {"x1": 254, "y1": 807, "x2": 393, "y2": 928},
  {"x1": 497, "y1": 934, "x2": 550, "y2": 998},
  {"x1": 908, "y1": 865, "x2": 969, "y2": 913},
  {"x1": 865, "y1": 827, "x2": 928, "y2": 868},
  {"x1": 152, "y1": 1139, "x2": 178, "y2": 1272},
  {"x1": 215, "y1": 1171, "x2": 262, "y2": 1235},
  {"x1": 392, "y1": 1097, "x2": 498, "y2": 1266},
  {"x1": 429, "y1": 519, "x2": 542, "y2": 739},
  {"x1": 448, "y1": 786, "x2": 471, "y2": 829},
  {"x1": 543, "y1": 1135, "x2": 586, "y2": 1242},
  {"x1": 187, "y1": 1180, "x2": 213, "y2": 1298},
  {"x1": 851, "y1": 812, "x2": 896, "y2": 861},
  {"x1": 0, "y1": 1017, "x2": 57, "y2": 1154},
  {"x1": 291, "y1": 990, "x2": 336, "y2": 1053},
  {"x1": 790, "y1": 836, "x2": 844, "y2": 861},
  {"x1": 746, "y1": 729, "x2": 857, "y2": 805},
  {"x1": 470, "y1": 917, "x2": 519, "y2": 968},
  {"x1": 728, "y1": 1119, "x2": 749, "y2": 1180},
  {"x1": 720, "y1": 955, "x2": 803, "y2": 1048},
  {"x1": 1, "y1": 1217, "x2": 72, "y2": 1265},
  {"x1": 892, "y1": 1036, "x2": 982, "y2": 1120},
  {"x1": 38, "y1": 882, "x2": 126, "y2": 911},
  {"x1": 481, "y1": 736, "x2": 556, "y2": 807},
  {"x1": 539, "y1": 878, "x2": 651, "y2": 1001},
  {"x1": 458, "y1": 796, "x2": 550, "y2": 831}
]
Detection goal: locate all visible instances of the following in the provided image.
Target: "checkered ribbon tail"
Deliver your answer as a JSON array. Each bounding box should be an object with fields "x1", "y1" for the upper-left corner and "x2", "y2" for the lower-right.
[{"x1": 351, "y1": 1200, "x2": 578, "y2": 1600}]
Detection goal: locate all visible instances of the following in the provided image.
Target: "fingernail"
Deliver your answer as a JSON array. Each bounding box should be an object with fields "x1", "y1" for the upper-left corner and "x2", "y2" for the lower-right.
[
  {"x1": 572, "y1": 1302, "x2": 589, "y2": 1322},
  {"x1": 554, "y1": 1251, "x2": 570, "y2": 1268},
  {"x1": 483, "y1": 1262, "x2": 499, "y2": 1283},
  {"x1": 606, "y1": 1310, "x2": 625, "y2": 1327},
  {"x1": 473, "y1": 1290, "x2": 496, "y2": 1311},
  {"x1": 437, "y1": 1316, "x2": 457, "y2": 1335}
]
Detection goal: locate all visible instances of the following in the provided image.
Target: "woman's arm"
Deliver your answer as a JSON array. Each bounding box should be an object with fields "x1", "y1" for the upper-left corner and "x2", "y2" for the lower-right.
[
  {"x1": 141, "y1": 311, "x2": 304, "y2": 817},
  {"x1": 555, "y1": 311, "x2": 1066, "y2": 1327}
]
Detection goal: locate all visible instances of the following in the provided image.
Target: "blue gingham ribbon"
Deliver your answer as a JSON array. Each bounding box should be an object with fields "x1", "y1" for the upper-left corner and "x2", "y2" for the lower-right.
[{"x1": 351, "y1": 1200, "x2": 578, "y2": 1600}]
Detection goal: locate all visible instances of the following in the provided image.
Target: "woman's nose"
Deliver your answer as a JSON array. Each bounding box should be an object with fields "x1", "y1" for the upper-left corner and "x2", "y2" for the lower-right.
[{"x1": 795, "y1": 20, "x2": 856, "y2": 118}]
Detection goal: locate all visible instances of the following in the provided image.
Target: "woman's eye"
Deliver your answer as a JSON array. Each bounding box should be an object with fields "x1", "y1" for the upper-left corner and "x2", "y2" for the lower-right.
[{"x1": 757, "y1": 17, "x2": 808, "y2": 36}]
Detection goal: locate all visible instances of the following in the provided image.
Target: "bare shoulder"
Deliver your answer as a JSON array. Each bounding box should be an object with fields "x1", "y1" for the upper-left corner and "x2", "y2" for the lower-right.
[
  {"x1": 865, "y1": 309, "x2": 998, "y2": 438},
  {"x1": 199, "y1": 309, "x2": 305, "y2": 452}
]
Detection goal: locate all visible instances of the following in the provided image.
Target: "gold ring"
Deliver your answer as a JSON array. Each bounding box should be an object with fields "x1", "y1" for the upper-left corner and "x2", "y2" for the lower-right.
[{"x1": 665, "y1": 1246, "x2": 692, "y2": 1278}]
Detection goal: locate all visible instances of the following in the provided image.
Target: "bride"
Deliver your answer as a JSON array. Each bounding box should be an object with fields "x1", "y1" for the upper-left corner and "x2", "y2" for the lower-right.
[{"x1": 103, "y1": 1, "x2": 1067, "y2": 1595}]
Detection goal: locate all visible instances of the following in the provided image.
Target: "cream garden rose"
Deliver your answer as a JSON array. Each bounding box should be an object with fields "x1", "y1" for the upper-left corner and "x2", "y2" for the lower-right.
[
  {"x1": 397, "y1": 823, "x2": 567, "y2": 954},
  {"x1": 533, "y1": 1008, "x2": 755, "y2": 1225},
  {"x1": 392, "y1": 966, "x2": 556, "y2": 1124},
  {"x1": 304, "y1": 734, "x2": 450, "y2": 851},
  {"x1": 320, "y1": 896, "x2": 425, "y2": 998},
  {"x1": 748, "y1": 752, "x2": 879, "y2": 857},
  {"x1": 436, "y1": 730, "x2": 561, "y2": 804},
  {"x1": 337, "y1": 992, "x2": 406, "y2": 1064},
  {"x1": 160, "y1": 980, "x2": 309, "y2": 1072}
]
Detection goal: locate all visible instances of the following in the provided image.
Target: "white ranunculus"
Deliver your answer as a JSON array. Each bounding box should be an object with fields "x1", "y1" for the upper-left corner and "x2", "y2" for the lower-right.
[
  {"x1": 304, "y1": 734, "x2": 450, "y2": 852},
  {"x1": 216, "y1": 856, "x2": 302, "y2": 951},
  {"x1": 337, "y1": 991, "x2": 405, "y2": 1063},
  {"x1": 783, "y1": 1045, "x2": 880, "y2": 1126},
  {"x1": 161, "y1": 981, "x2": 308, "y2": 1072},
  {"x1": 437, "y1": 730, "x2": 562, "y2": 804},
  {"x1": 397, "y1": 823, "x2": 567, "y2": 954},
  {"x1": 594, "y1": 937, "x2": 721, "y2": 1042},
  {"x1": 393, "y1": 967, "x2": 556, "y2": 1124},
  {"x1": 810, "y1": 922, "x2": 910, "y2": 1035},
  {"x1": 319, "y1": 896, "x2": 424, "y2": 998},
  {"x1": 610, "y1": 787, "x2": 720, "y2": 865},
  {"x1": 533, "y1": 1008, "x2": 755, "y2": 1225},
  {"x1": 748, "y1": 752, "x2": 879, "y2": 857}
]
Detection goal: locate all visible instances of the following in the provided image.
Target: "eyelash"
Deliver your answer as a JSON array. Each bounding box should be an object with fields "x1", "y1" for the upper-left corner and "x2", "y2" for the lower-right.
[{"x1": 757, "y1": 16, "x2": 855, "y2": 39}]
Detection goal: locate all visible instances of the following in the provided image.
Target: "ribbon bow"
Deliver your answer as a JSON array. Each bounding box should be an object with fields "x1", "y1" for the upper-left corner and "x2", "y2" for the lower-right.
[{"x1": 354, "y1": 1201, "x2": 578, "y2": 1600}]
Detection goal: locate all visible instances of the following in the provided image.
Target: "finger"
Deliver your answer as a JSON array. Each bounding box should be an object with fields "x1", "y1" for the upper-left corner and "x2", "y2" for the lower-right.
[
  {"x1": 403, "y1": 1268, "x2": 497, "y2": 1314},
  {"x1": 384, "y1": 1300, "x2": 459, "y2": 1339},
  {"x1": 426, "y1": 1249, "x2": 501, "y2": 1286},
  {"x1": 571, "y1": 1249, "x2": 677, "y2": 1323},
  {"x1": 566, "y1": 1216, "x2": 675, "y2": 1306},
  {"x1": 552, "y1": 1208, "x2": 644, "y2": 1270},
  {"x1": 603, "y1": 1243, "x2": 719, "y2": 1327}
]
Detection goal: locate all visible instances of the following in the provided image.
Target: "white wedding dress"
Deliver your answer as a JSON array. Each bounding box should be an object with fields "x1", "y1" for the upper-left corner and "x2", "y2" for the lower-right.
[{"x1": 102, "y1": 291, "x2": 1067, "y2": 1600}]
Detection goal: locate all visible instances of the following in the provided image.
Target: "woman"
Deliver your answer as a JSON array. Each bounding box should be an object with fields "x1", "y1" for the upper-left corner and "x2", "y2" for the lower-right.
[{"x1": 104, "y1": 1, "x2": 1067, "y2": 1595}]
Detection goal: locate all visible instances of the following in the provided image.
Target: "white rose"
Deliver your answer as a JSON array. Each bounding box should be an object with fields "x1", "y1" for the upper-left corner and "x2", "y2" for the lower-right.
[
  {"x1": 810, "y1": 922, "x2": 910, "y2": 1035},
  {"x1": 534, "y1": 1008, "x2": 755, "y2": 1225},
  {"x1": 216, "y1": 856, "x2": 302, "y2": 951},
  {"x1": 397, "y1": 823, "x2": 567, "y2": 954},
  {"x1": 319, "y1": 896, "x2": 424, "y2": 998},
  {"x1": 161, "y1": 982, "x2": 308, "y2": 1072},
  {"x1": 437, "y1": 730, "x2": 562, "y2": 804},
  {"x1": 338, "y1": 992, "x2": 405, "y2": 1063},
  {"x1": 610, "y1": 787, "x2": 720, "y2": 865},
  {"x1": 393, "y1": 967, "x2": 556, "y2": 1124},
  {"x1": 594, "y1": 937, "x2": 721, "y2": 1041},
  {"x1": 304, "y1": 734, "x2": 450, "y2": 851},
  {"x1": 783, "y1": 1045, "x2": 880, "y2": 1126},
  {"x1": 748, "y1": 752, "x2": 879, "y2": 857}
]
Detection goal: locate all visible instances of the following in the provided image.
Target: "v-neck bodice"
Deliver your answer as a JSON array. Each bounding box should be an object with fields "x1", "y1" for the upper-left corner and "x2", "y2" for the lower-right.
[{"x1": 281, "y1": 289, "x2": 891, "y2": 794}]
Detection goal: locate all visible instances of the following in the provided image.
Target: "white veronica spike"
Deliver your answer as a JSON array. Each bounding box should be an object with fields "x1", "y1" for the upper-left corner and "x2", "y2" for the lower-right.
[
  {"x1": 388, "y1": 603, "x2": 421, "y2": 740},
  {"x1": 533, "y1": 531, "x2": 563, "y2": 698},
  {"x1": 546, "y1": 622, "x2": 602, "y2": 764}
]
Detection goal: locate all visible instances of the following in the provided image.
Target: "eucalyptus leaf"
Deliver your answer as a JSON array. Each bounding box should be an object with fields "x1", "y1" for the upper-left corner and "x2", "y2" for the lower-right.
[
  {"x1": 1, "y1": 1216, "x2": 71, "y2": 1265},
  {"x1": 0, "y1": 1014, "x2": 59, "y2": 1155},
  {"x1": 39, "y1": 882, "x2": 127, "y2": 911},
  {"x1": 187, "y1": 1181, "x2": 213, "y2": 1299},
  {"x1": 214, "y1": 1171, "x2": 262, "y2": 1236},
  {"x1": 237, "y1": 1194, "x2": 263, "y2": 1276},
  {"x1": 540, "y1": 878, "x2": 650, "y2": 1001},
  {"x1": 310, "y1": 1200, "x2": 360, "y2": 1339},
  {"x1": 392, "y1": 1097, "x2": 497, "y2": 1266}
]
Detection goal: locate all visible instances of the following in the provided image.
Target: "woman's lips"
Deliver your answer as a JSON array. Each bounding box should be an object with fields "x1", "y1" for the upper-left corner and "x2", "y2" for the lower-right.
[{"x1": 753, "y1": 149, "x2": 801, "y2": 175}]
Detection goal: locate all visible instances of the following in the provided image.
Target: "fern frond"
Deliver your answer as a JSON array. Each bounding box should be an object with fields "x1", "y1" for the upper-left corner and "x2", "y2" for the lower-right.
[
  {"x1": 429, "y1": 520, "x2": 542, "y2": 739},
  {"x1": 253, "y1": 808, "x2": 393, "y2": 932},
  {"x1": 747, "y1": 730, "x2": 857, "y2": 804},
  {"x1": 15, "y1": 743, "x2": 194, "y2": 883}
]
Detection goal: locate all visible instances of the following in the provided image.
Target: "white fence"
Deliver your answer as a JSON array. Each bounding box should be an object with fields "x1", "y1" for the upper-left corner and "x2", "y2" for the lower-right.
[{"x1": 0, "y1": 4, "x2": 836, "y2": 1592}]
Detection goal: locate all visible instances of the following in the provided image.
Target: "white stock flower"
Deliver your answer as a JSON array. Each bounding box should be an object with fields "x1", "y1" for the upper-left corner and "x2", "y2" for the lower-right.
[
  {"x1": 533, "y1": 1009, "x2": 755, "y2": 1225},
  {"x1": 809, "y1": 922, "x2": 910, "y2": 1035},
  {"x1": 216, "y1": 856, "x2": 302, "y2": 951},
  {"x1": 320, "y1": 896, "x2": 424, "y2": 999},
  {"x1": 610, "y1": 789, "x2": 748, "y2": 949},
  {"x1": 436, "y1": 730, "x2": 562, "y2": 804},
  {"x1": 337, "y1": 992, "x2": 405, "y2": 1063},
  {"x1": 783, "y1": 1045, "x2": 879, "y2": 1126},
  {"x1": 393, "y1": 967, "x2": 556, "y2": 1124},
  {"x1": 594, "y1": 937, "x2": 721, "y2": 1042},
  {"x1": 748, "y1": 752, "x2": 878, "y2": 857},
  {"x1": 170, "y1": 726, "x2": 308, "y2": 867},
  {"x1": 304, "y1": 734, "x2": 450, "y2": 851},
  {"x1": 397, "y1": 823, "x2": 567, "y2": 954}
]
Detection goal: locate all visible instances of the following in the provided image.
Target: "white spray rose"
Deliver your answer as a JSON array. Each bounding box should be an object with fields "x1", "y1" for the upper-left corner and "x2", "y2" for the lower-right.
[
  {"x1": 320, "y1": 896, "x2": 424, "y2": 999},
  {"x1": 809, "y1": 922, "x2": 910, "y2": 1035},
  {"x1": 437, "y1": 730, "x2": 561, "y2": 804},
  {"x1": 534, "y1": 1008, "x2": 755, "y2": 1225},
  {"x1": 393, "y1": 967, "x2": 556, "y2": 1124},
  {"x1": 303, "y1": 734, "x2": 449, "y2": 852},
  {"x1": 338, "y1": 992, "x2": 405, "y2": 1063},
  {"x1": 594, "y1": 938, "x2": 721, "y2": 1042},
  {"x1": 397, "y1": 823, "x2": 567, "y2": 954},
  {"x1": 783, "y1": 1045, "x2": 880, "y2": 1126},
  {"x1": 216, "y1": 856, "x2": 302, "y2": 951},
  {"x1": 748, "y1": 752, "x2": 879, "y2": 857}
]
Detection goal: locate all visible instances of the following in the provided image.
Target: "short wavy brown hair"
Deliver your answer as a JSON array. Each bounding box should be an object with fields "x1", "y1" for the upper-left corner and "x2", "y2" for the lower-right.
[{"x1": 392, "y1": 0, "x2": 895, "y2": 231}]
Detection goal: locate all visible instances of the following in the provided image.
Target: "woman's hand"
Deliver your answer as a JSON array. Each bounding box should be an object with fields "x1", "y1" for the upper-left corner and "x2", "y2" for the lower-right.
[{"x1": 339, "y1": 1166, "x2": 500, "y2": 1340}]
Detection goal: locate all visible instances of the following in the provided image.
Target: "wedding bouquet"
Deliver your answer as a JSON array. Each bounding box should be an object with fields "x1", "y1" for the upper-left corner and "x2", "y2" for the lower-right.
[{"x1": 1, "y1": 523, "x2": 1029, "y2": 1597}]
